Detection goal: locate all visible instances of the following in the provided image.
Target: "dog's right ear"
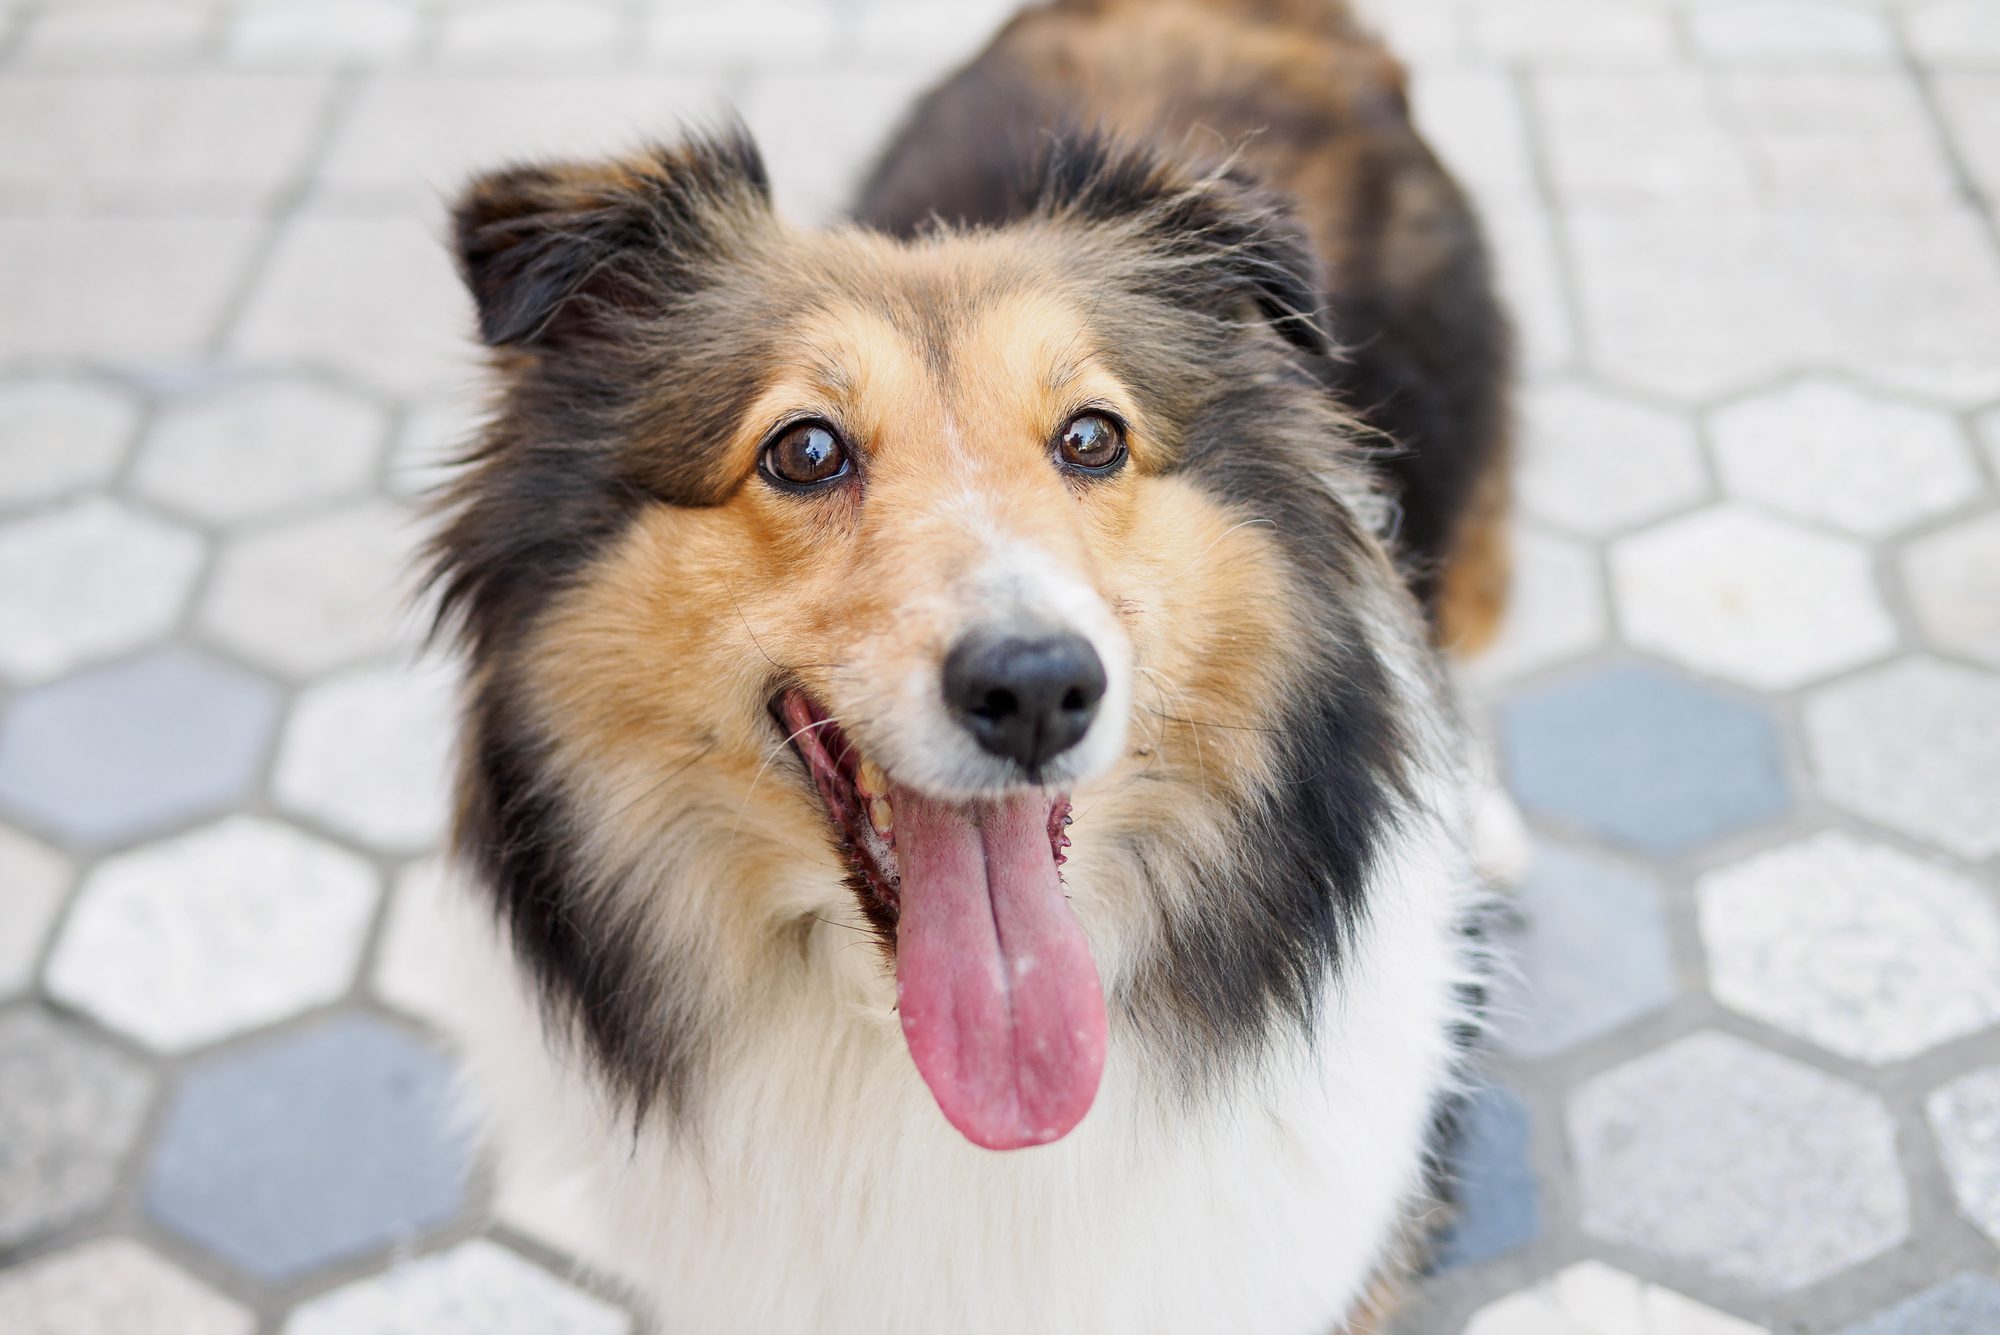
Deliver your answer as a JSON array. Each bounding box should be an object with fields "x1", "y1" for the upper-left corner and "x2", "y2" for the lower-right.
[{"x1": 451, "y1": 130, "x2": 773, "y2": 349}]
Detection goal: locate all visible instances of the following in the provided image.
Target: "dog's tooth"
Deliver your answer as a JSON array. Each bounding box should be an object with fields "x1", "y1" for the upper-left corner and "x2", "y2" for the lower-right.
[
  {"x1": 858, "y1": 759, "x2": 887, "y2": 796},
  {"x1": 869, "y1": 796, "x2": 894, "y2": 834}
]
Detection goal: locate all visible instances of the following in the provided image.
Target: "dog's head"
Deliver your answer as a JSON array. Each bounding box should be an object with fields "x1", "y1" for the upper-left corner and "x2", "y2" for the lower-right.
[{"x1": 435, "y1": 130, "x2": 1414, "y2": 1150}]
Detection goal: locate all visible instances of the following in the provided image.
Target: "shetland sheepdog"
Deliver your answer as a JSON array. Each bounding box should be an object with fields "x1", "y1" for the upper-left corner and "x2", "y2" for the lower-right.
[{"x1": 426, "y1": 0, "x2": 1511, "y2": 1330}]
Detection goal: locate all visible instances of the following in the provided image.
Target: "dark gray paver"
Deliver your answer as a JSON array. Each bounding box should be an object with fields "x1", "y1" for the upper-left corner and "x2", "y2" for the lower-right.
[
  {"x1": 1431, "y1": 1082, "x2": 1542, "y2": 1271},
  {"x1": 0, "y1": 648, "x2": 279, "y2": 847},
  {"x1": 145, "y1": 1014, "x2": 471, "y2": 1281}
]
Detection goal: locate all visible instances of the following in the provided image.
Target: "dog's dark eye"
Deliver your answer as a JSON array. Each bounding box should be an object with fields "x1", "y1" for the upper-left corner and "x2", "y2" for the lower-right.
[
  {"x1": 761, "y1": 421, "x2": 851, "y2": 490},
  {"x1": 1056, "y1": 412, "x2": 1127, "y2": 476}
]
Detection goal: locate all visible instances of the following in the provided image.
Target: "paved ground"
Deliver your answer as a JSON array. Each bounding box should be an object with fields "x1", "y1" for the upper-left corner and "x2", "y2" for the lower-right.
[{"x1": 2, "y1": 1, "x2": 1999, "y2": 1332}]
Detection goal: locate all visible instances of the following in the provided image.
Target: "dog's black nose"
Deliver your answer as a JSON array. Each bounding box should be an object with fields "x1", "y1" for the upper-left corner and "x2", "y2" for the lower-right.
[{"x1": 944, "y1": 628, "x2": 1107, "y2": 772}]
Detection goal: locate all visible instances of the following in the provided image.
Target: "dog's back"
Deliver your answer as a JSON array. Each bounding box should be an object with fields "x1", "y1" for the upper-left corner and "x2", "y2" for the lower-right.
[{"x1": 858, "y1": 0, "x2": 1512, "y2": 650}]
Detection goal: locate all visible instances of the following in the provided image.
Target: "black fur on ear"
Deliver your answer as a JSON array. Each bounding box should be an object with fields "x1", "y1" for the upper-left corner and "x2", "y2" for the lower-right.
[
  {"x1": 1027, "y1": 131, "x2": 1332, "y2": 359},
  {"x1": 451, "y1": 128, "x2": 773, "y2": 349}
]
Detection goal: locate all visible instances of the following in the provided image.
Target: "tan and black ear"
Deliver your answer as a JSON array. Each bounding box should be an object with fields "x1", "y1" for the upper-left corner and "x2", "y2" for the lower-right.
[
  {"x1": 1030, "y1": 131, "x2": 1331, "y2": 359},
  {"x1": 451, "y1": 129, "x2": 773, "y2": 349}
]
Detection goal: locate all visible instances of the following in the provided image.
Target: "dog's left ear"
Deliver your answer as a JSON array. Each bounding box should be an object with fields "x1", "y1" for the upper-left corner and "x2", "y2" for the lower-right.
[
  {"x1": 452, "y1": 130, "x2": 774, "y2": 349},
  {"x1": 1032, "y1": 133, "x2": 1331, "y2": 359}
]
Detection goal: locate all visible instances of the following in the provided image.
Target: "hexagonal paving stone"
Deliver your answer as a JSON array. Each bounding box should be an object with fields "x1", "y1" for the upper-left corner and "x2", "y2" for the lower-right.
[
  {"x1": 0, "y1": 648, "x2": 279, "y2": 847},
  {"x1": 1903, "y1": 513, "x2": 2000, "y2": 669},
  {"x1": 1710, "y1": 379, "x2": 1980, "y2": 536},
  {"x1": 283, "y1": 1239, "x2": 632, "y2": 1335},
  {"x1": 274, "y1": 660, "x2": 456, "y2": 854},
  {"x1": 1461, "y1": 525, "x2": 1608, "y2": 688},
  {"x1": 146, "y1": 1014, "x2": 472, "y2": 1281},
  {"x1": 46, "y1": 816, "x2": 381, "y2": 1053},
  {"x1": 1496, "y1": 841, "x2": 1674, "y2": 1059},
  {"x1": 1430, "y1": 1083, "x2": 1541, "y2": 1270},
  {"x1": 1842, "y1": 1273, "x2": 2000, "y2": 1335},
  {"x1": 199, "y1": 500, "x2": 423, "y2": 678},
  {"x1": 1500, "y1": 662, "x2": 1791, "y2": 856},
  {"x1": 0, "y1": 1008, "x2": 156, "y2": 1247},
  {"x1": 0, "y1": 1237, "x2": 254, "y2": 1335},
  {"x1": 1517, "y1": 382, "x2": 1705, "y2": 536},
  {"x1": 0, "y1": 379, "x2": 138, "y2": 506},
  {"x1": 135, "y1": 379, "x2": 389, "y2": 526},
  {"x1": 1699, "y1": 832, "x2": 2000, "y2": 1063},
  {"x1": 1805, "y1": 657, "x2": 2000, "y2": 861},
  {"x1": 0, "y1": 497, "x2": 204, "y2": 683},
  {"x1": 1464, "y1": 1262, "x2": 1767, "y2": 1335},
  {"x1": 0, "y1": 825, "x2": 68, "y2": 999},
  {"x1": 374, "y1": 857, "x2": 475, "y2": 1035},
  {"x1": 1928, "y1": 1066, "x2": 2000, "y2": 1249},
  {"x1": 1612, "y1": 506, "x2": 1895, "y2": 689},
  {"x1": 1571, "y1": 1031, "x2": 1907, "y2": 1291}
]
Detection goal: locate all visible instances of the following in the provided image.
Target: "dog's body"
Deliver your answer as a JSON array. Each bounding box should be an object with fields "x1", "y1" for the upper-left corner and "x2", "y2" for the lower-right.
[{"x1": 429, "y1": 2, "x2": 1510, "y2": 1331}]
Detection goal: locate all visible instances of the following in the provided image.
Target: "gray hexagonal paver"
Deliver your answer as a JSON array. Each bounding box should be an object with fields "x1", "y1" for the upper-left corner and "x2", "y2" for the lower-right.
[
  {"x1": 1497, "y1": 841, "x2": 1674, "y2": 1060},
  {"x1": 0, "y1": 826, "x2": 68, "y2": 1000},
  {"x1": 199, "y1": 500, "x2": 422, "y2": 678},
  {"x1": 146, "y1": 1014, "x2": 472, "y2": 1281},
  {"x1": 1699, "y1": 832, "x2": 2000, "y2": 1063},
  {"x1": 135, "y1": 379, "x2": 389, "y2": 526},
  {"x1": 1517, "y1": 382, "x2": 1705, "y2": 537},
  {"x1": 1431, "y1": 1083, "x2": 1541, "y2": 1270},
  {"x1": 1571, "y1": 1031, "x2": 1907, "y2": 1291},
  {"x1": 0, "y1": 1008, "x2": 156, "y2": 1247},
  {"x1": 1805, "y1": 657, "x2": 2000, "y2": 861},
  {"x1": 0, "y1": 497, "x2": 204, "y2": 683},
  {"x1": 1928, "y1": 1066, "x2": 2000, "y2": 1249},
  {"x1": 274, "y1": 660, "x2": 456, "y2": 854},
  {"x1": 1711, "y1": 379, "x2": 1980, "y2": 536},
  {"x1": 0, "y1": 648, "x2": 279, "y2": 847},
  {"x1": 1842, "y1": 1274, "x2": 2000, "y2": 1335},
  {"x1": 0, "y1": 379, "x2": 138, "y2": 506},
  {"x1": 1612, "y1": 506, "x2": 1895, "y2": 689},
  {"x1": 1500, "y1": 662, "x2": 1791, "y2": 856},
  {"x1": 46, "y1": 816, "x2": 381, "y2": 1053},
  {"x1": 283, "y1": 1239, "x2": 632, "y2": 1335},
  {"x1": 0, "y1": 1237, "x2": 254, "y2": 1335},
  {"x1": 1904, "y1": 513, "x2": 2000, "y2": 669},
  {"x1": 1465, "y1": 1262, "x2": 1767, "y2": 1335},
  {"x1": 1461, "y1": 525, "x2": 1608, "y2": 688}
]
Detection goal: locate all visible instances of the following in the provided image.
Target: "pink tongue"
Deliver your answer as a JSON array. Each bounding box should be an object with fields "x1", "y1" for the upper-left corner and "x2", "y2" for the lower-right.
[{"x1": 893, "y1": 787, "x2": 1106, "y2": 1150}]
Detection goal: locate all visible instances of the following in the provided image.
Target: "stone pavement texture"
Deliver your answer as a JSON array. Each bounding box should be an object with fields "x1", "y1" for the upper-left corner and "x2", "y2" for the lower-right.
[{"x1": 0, "y1": 1, "x2": 1996, "y2": 1332}]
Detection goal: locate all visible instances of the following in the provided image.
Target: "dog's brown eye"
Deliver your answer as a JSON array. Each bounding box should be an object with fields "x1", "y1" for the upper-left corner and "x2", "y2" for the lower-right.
[
  {"x1": 1057, "y1": 412, "x2": 1126, "y2": 475},
  {"x1": 761, "y1": 421, "x2": 851, "y2": 490}
]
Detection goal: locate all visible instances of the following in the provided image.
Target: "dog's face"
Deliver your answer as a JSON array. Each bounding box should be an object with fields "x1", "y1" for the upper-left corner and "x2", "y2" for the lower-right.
[{"x1": 437, "y1": 133, "x2": 1410, "y2": 1150}]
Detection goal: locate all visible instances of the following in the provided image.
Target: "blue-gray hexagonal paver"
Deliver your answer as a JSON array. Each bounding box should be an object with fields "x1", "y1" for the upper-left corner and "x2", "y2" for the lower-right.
[
  {"x1": 1498, "y1": 662, "x2": 1791, "y2": 856},
  {"x1": 0, "y1": 648, "x2": 279, "y2": 847},
  {"x1": 1431, "y1": 1083, "x2": 1541, "y2": 1271},
  {"x1": 145, "y1": 1015, "x2": 471, "y2": 1281},
  {"x1": 1842, "y1": 1274, "x2": 2000, "y2": 1335},
  {"x1": 1498, "y1": 841, "x2": 1675, "y2": 1060}
]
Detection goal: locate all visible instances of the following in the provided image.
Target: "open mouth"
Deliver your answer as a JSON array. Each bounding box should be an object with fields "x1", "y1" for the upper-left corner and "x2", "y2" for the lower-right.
[{"x1": 774, "y1": 687, "x2": 1106, "y2": 1151}]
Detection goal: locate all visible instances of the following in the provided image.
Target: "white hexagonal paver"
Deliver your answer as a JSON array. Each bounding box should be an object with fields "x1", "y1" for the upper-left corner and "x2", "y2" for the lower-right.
[
  {"x1": 1461, "y1": 525, "x2": 1607, "y2": 688},
  {"x1": 389, "y1": 400, "x2": 479, "y2": 499},
  {"x1": 275, "y1": 660, "x2": 457, "y2": 854},
  {"x1": 0, "y1": 497, "x2": 204, "y2": 684},
  {"x1": 1929, "y1": 1066, "x2": 2000, "y2": 1249},
  {"x1": 1465, "y1": 1261, "x2": 1767, "y2": 1335},
  {"x1": 1699, "y1": 832, "x2": 2000, "y2": 1063},
  {"x1": 1572, "y1": 1032, "x2": 1908, "y2": 1291},
  {"x1": 1517, "y1": 383, "x2": 1705, "y2": 536},
  {"x1": 1904, "y1": 514, "x2": 2000, "y2": 669},
  {"x1": 45, "y1": 816, "x2": 380, "y2": 1053},
  {"x1": 134, "y1": 380, "x2": 388, "y2": 525},
  {"x1": 0, "y1": 1237, "x2": 253, "y2": 1335},
  {"x1": 374, "y1": 857, "x2": 477, "y2": 1036},
  {"x1": 199, "y1": 500, "x2": 423, "y2": 678},
  {"x1": 0, "y1": 826, "x2": 68, "y2": 1000},
  {"x1": 1612, "y1": 506, "x2": 1895, "y2": 689},
  {"x1": 0, "y1": 380, "x2": 138, "y2": 506},
  {"x1": 1710, "y1": 380, "x2": 1979, "y2": 536},
  {"x1": 283, "y1": 1239, "x2": 630, "y2": 1335},
  {"x1": 1805, "y1": 657, "x2": 2000, "y2": 861}
]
